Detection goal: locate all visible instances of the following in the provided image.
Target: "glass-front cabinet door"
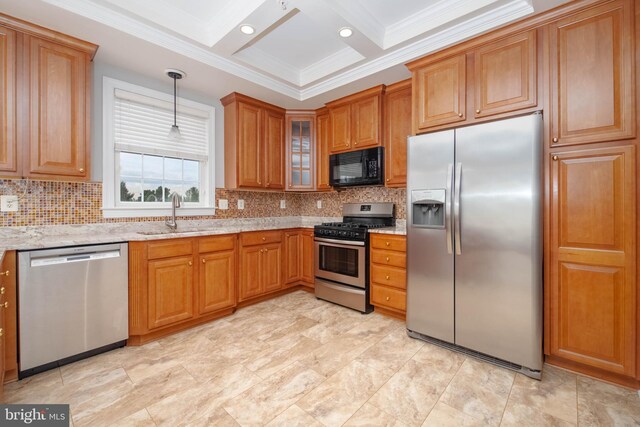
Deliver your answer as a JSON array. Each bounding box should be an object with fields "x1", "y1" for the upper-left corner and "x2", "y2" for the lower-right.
[{"x1": 286, "y1": 114, "x2": 315, "y2": 190}]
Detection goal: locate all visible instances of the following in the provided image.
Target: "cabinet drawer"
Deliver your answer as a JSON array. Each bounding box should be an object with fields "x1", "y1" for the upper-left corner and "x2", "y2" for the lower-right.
[
  {"x1": 198, "y1": 235, "x2": 236, "y2": 253},
  {"x1": 371, "y1": 249, "x2": 406, "y2": 268},
  {"x1": 371, "y1": 284, "x2": 406, "y2": 312},
  {"x1": 241, "y1": 230, "x2": 282, "y2": 246},
  {"x1": 371, "y1": 264, "x2": 406, "y2": 290},
  {"x1": 370, "y1": 234, "x2": 406, "y2": 252},
  {"x1": 147, "y1": 239, "x2": 193, "y2": 260}
]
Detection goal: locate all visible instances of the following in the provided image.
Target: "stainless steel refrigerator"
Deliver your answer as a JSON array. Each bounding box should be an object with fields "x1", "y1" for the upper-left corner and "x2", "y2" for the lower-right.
[{"x1": 406, "y1": 112, "x2": 543, "y2": 378}]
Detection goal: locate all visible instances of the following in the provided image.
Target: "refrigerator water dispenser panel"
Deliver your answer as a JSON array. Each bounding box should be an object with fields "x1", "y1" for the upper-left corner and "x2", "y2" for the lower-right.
[{"x1": 412, "y1": 189, "x2": 445, "y2": 228}]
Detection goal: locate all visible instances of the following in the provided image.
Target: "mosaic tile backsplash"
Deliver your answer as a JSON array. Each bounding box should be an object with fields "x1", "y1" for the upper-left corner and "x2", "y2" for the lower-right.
[{"x1": 0, "y1": 179, "x2": 406, "y2": 227}]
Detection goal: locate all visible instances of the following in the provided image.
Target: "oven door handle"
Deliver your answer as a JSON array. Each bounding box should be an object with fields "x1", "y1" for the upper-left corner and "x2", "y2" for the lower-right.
[{"x1": 314, "y1": 237, "x2": 366, "y2": 247}]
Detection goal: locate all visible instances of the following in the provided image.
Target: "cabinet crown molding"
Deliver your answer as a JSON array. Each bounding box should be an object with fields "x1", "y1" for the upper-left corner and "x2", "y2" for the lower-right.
[
  {"x1": 325, "y1": 84, "x2": 386, "y2": 108},
  {"x1": 220, "y1": 92, "x2": 285, "y2": 113}
]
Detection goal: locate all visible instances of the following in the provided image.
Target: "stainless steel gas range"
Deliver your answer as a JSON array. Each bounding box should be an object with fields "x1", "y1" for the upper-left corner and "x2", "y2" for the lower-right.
[{"x1": 314, "y1": 202, "x2": 395, "y2": 313}]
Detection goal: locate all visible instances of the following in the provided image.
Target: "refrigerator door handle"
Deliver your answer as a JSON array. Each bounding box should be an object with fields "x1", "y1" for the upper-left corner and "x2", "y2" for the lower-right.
[
  {"x1": 445, "y1": 163, "x2": 453, "y2": 254},
  {"x1": 454, "y1": 162, "x2": 462, "y2": 255}
]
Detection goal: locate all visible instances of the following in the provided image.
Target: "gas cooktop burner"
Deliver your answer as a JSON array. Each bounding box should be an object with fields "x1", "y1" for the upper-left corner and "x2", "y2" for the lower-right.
[{"x1": 320, "y1": 222, "x2": 388, "y2": 229}]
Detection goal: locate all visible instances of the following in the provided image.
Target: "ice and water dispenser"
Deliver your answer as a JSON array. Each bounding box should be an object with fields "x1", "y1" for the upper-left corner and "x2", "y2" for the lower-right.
[{"x1": 411, "y1": 189, "x2": 445, "y2": 228}]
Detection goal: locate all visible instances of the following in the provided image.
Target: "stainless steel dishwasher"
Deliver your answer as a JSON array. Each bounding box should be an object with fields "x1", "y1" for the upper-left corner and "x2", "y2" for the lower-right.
[{"x1": 18, "y1": 243, "x2": 129, "y2": 377}]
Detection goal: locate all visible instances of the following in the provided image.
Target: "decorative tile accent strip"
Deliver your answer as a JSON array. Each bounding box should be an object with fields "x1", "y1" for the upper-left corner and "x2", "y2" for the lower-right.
[{"x1": 0, "y1": 179, "x2": 406, "y2": 227}]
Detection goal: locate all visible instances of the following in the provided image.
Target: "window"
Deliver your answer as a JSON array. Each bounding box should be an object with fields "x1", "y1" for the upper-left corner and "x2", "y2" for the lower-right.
[{"x1": 102, "y1": 77, "x2": 215, "y2": 218}]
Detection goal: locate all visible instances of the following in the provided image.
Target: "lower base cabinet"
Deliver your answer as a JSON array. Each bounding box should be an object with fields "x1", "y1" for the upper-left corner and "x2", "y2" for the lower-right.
[
  {"x1": 369, "y1": 234, "x2": 407, "y2": 318},
  {"x1": 284, "y1": 229, "x2": 315, "y2": 287},
  {"x1": 129, "y1": 235, "x2": 237, "y2": 344},
  {"x1": 239, "y1": 231, "x2": 284, "y2": 302}
]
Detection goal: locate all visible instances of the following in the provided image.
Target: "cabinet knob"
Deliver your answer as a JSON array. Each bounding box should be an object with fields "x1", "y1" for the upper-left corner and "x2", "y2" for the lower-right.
[
  {"x1": 2, "y1": 302, "x2": 8, "y2": 308},
  {"x1": 386, "y1": 178, "x2": 390, "y2": 182},
  {"x1": 262, "y1": 237, "x2": 266, "y2": 241},
  {"x1": 266, "y1": 183, "x2": 270, "y2": 187},
  {"x1": 385, "y1": 297, "x2": 390, "y2": 301},
  {"x1": 0, "y1": 270, "x2": 9, "y2": 276},
  {"x1": 354, "y1": 142, "x2": 358, "y2": 146},
  {"x1": 0, "y1": 328, "x2": 3, "y2": 337},
  {"x1": 345, "y1": 143, "x2": 349, "y2": 146},
  {"x1": 386, "y1": 257, "x2": 390, "y2": 262},
  {"x1": 475, "y1": 109, "x2": 481, "y2": 114},
  {"x1": 79, "y1": 168, "x2": 85, "y2": 173},
  {"x1": 552, "y1": 137, "x2": 558, "y2": 143},
  {"x1": 188, "y1": 261, "x2": 193, "y2": 266},
  {"x1": 202, "y1": 259, "x2": 206, "y2": 264},
  {"x1": 0, "y1": 287, "x2": 4, "y2": 295},
  {"x1": 552, "y1": 155, "x2": 558, "y2": 161},
  {"x1": 385, "y1": 275, "x2": 390, "y2": 280},
  {"x1": 458, "y1": 113, "x2": 463, "y2": 117},
  {"x1": 385, "y1": 242, "x2": 390, "y2": 247}
]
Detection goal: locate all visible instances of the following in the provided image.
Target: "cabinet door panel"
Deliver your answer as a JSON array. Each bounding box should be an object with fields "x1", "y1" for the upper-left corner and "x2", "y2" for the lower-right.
[
  {"x1": 351, "y1": 95, "x2": 380, "y2": 149},
  {"x1": 414, "y1": 54, "x2": 466, "y2": 131},
  {"x1": 384, "y1": 84, "x2": 411, "y2": 187},
  {"x1": 262, "y1": 243, "x2": 282, "y2": 293},
  {"x1": 301, "y1": 232, "x2": 315, "y2": 284},
  {"x1": 549, "y1": 0, "x2": 635, "y2": 146},
  {"x1": 0, "y1": 26, "x2": 17, "y2": 176},
  {"x1": 264, "y1": 109, "x2": 285, "y2": 189},
  {"x1": 284, "y1": 232, "x2": 301, "y2": 284},
  {"x1": 549, "y1": 145, "x2": 636, "y2": 376},
  {"x1": 239, "y1": 245, "x2": 262, "y2": 301},
  {"x1": 330, "y1": 104, "x2": 351, "y2": 153},
  {"x1": 148, "y1": 256, "x2": 194, "y2": 329},
  {"x1": 316, "y1": 112, "x2": 331, "y2": 190},
  {"x1": 199, "y1": 250, "x2": 236, "y2": 314},
  {"x1": 27, "y1": 37, "x2": 88, "y2": 178},
  {"x1": 238, "y1": 101, "x2": 262, "y2": 187},
  {"x1": 474, "y1": 30, "x2": 537, "y2": 118}
]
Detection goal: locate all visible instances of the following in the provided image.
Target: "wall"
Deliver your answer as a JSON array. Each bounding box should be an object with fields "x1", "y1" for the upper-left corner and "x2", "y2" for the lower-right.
[{"x1": 0, "y1": 179, "x2": 405, "y2": 227}]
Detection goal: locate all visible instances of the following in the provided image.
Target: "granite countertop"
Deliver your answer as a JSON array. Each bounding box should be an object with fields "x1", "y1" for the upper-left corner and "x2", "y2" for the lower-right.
[
  {"x1": 368, "y1": 220, "x2": 406, "y2": 236},
  {"x1": 0, "y1": 216, "x2": 340, "y2": 253}
]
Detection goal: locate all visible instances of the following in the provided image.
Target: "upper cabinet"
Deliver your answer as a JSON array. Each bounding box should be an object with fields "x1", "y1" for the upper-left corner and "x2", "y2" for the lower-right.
[
  {"x1": 549, "y1": 0, "x2": 635, "y2": 146},
  {"x1": 286, "y1": 112, "x2": 315, "y2": 191},
  {"x1": 408, "y1": 29, "x2": 538, "y2": 134},
  {"x1": 315, "y1": 108, "x2": 332, "y2": 191},
  {"x1": 327, "y1": 85, "x2": 384, "y2": 153},
  {"x1": 0, "y1": 14, "x2": 97, "y2": 180},
  {"x1": 222, "y1": 93, "x2": 286, "y2": 190},
  {"x1": 383, "y1": 80, "x2": 411, "y2": 188}
]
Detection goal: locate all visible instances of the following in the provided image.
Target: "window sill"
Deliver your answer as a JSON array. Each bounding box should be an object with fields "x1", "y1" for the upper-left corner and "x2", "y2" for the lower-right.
[{"x1": 102, "y1": 207, "x2": 216, "y2": 219}]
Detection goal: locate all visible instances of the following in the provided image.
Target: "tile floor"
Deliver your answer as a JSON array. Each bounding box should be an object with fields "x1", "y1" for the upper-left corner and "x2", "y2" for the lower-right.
[{"x1": 4, "y1": 290, "x2": 640, "y2": 426}]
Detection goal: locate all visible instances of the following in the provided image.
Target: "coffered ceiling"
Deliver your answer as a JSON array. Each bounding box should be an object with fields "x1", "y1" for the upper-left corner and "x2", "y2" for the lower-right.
[{"x1": 0, "y1": 0, "x2": 570, "y2": 107}]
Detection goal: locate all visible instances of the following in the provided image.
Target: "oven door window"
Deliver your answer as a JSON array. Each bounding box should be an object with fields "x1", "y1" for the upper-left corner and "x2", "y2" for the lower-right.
[{"x1": 318, "y1": 244, "x2": 359, "y2": 277}]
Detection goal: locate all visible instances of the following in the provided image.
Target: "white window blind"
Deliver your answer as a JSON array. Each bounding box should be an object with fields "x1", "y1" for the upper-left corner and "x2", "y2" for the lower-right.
[{"x1": 114, "y1": 88, "x2": 210, "y2": 161}]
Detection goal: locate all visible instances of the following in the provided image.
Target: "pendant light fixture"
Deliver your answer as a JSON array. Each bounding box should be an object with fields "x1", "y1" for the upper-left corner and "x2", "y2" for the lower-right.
[{"x1": 165, "y1": 68, "x2": 186, "y2": 141}]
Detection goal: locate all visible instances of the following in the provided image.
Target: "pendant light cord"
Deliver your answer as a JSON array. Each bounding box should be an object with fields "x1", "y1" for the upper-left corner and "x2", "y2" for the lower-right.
[{"x1": 173, "y1": 75, "x2": 177, "y2": 127}]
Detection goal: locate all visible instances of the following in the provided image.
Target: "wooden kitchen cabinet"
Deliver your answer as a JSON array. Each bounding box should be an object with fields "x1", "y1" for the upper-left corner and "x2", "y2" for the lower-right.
[
  {"x1": 239, "y1": 231, "x2": 283, "y2": 301},
  {"x1": 383, "y1": 80, "x2": 411, "y2": 187},
  {"x1": 222, "y1": 92, "x2": 286, "y2": 190},
  {"x1": 0, "y1": 251, "x2": 16, "y2": 383},
  {"x1": 547, "y1": 145, "x2": 636, "y2": 379},
  {"x1": 286, "y1": 113, "x2": 315, "y2": 191},
  {"x1": 370, "y1": 234, "x2": 407, "y2": 319},
  {"x1": 129, "y1": 235, "x2": 238, "y2": 345},
  {"x1": 472, "y1": 30, "x2": 537, "y2": 119},
  {"x1": 284, "y1": 229, "x2": 315, "y2": 287},
  {"x1": 147, "y1": 255, "x2": 194, "y2": 330},
  {"x1": 411, "y1": 54, "x2": 466, "y2": 133},
  {"x1": 548, "y1": 0, "x2": 635, "y2": 146},
  {"x1": 327, "y1": 85, "x2": 384, "y2": 154},
  {"x1": 315, "y1": 108, "x2": 332, "y2": 191},
  {"x1": 0, "y1": 14, "x2": 96, "y2": 180}
]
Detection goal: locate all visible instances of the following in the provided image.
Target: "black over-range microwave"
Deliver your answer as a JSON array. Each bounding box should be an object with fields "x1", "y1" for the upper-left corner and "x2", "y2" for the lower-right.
[{"x1": 329, "y1": 147, "x2": 384, "y2": 187}]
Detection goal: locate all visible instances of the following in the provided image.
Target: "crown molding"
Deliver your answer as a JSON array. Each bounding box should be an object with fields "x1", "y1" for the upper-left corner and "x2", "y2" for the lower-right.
[
  {"x1": 234, "y1": 47, "x2": 301, "y2": 86},
  {"x1": 300, "y1": 47, "x2": 364, "y2": 86}
]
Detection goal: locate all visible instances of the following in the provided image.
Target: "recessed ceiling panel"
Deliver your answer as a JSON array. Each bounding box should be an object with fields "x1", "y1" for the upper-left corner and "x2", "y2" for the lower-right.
[
  {"x1": 352, "y1": 0, "x2": 440, "y2": 28},
  {"x1": 159, "y1": 0, "x2": 231, "y2": 20}
]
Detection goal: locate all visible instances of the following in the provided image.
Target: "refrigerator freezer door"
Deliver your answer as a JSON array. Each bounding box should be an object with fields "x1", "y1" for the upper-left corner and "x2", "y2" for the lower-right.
[
  {"x1": 406, "y1": 130, "x2": 455, "y2": 342},
  {"x1": 454, "y1": 113, "x2": 543, "y2": 370}
]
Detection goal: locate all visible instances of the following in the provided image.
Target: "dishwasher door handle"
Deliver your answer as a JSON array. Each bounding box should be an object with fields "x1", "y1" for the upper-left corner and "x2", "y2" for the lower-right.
[{"x1": 30, "y1": 250, "x2": 121, "y2": 267}]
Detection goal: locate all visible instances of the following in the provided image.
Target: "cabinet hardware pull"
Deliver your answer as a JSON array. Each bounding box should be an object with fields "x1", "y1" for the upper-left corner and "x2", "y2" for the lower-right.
[
  {"x1": 344, "y1": 143, "x2": 348, "y2": 146},
  {"x1": 202, "y1": 259, "x2": 206, "y2": 264},
  {"x1": 79, "y1": 168, "x2": 85, "y2": 173},
  {"x1": 188, "y1": 261, "x2": 193, "y2": 266},
  {"x1": 262, "y1": 237, "x2": 266, "y2": 241},
  {"x1": 386, "y1": 178, "x2": 390, "y2": 182},
  {"x1": 0, "y1": 328, "x2": 3, "y2": 337},
  {"x1": 385, "y1": 242, "x2": 390, "y2": 247},
  {"x1": 2, "y1": 302, "x2": 8, "y2": 308},
  {"x1": 552, "y1": 155, "x2": 558, "y2": 161},
  {"x1": 0, "y1": 287, "x2": 4, "y2": 295},
  {"x1": 476, "y1": 110, "x2": 480, "y2": 114},
  {"x1": 0, "y1": 271, "x2": 9, "y2": 276},
  {"x1": 458, "y1": 113, "x2": 463, "y2": 117},
  {"x1": 552, "y1": 137, "x2": 558, "y2": 143},
  {"x1": 386, "y1": 257, "x2": 390, "y2": 262},
  {"x1": 385, "y1": 297, "x2": 390, "y2": 301},
  {"x1": 385, "y1": 275, "x2": 390, "y2": 280}
]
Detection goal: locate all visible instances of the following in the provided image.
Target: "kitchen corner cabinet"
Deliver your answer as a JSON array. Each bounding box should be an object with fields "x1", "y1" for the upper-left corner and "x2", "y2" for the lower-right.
[
  {"x1": 327, "y1": 85, "x2": 384, "y2": 153},
  {"x1": 547, "y1": 145, "x2": 636, "y2": 379},
  {"x1": 128, "y1": 235, "x2": 237, "y2": 345},
  {"x1": 286, "y1": 113, "x2": 315, "y2": 191},
  {"x1": 549, "y1": 0, "x2": 635, "y2": 146},
  {"x1": 383, "y1": 80, "x2": 411, "y2": 187},
  {"x1": 222, "y1": 92, "x2": 285, "y2": 190},
  {"x1": 1, "y1": 251, "x2": 16, "y2": 384},
  {"x1": 370, "y1": 234, "x2": 407, "y2": 318},
  {"x1": 0, "y1": 14, "x2": 96, "y2": 180},
  {"x1": 284, "y1": 229, "x2": 315, "y2": 288},
  {"x1": 239, "y1": 231, "x2": 283, "y2": 302},
  {"x1": 315, "y1": 108, "x2": 332, "y2": 191}
]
